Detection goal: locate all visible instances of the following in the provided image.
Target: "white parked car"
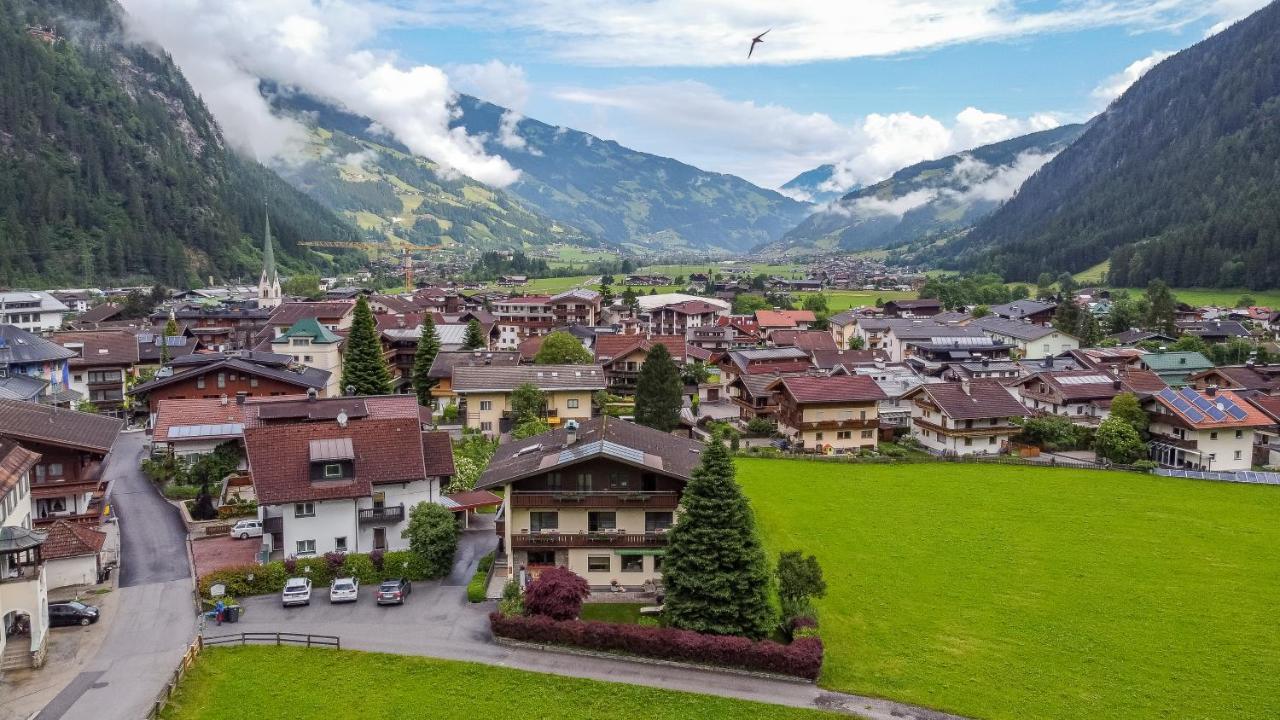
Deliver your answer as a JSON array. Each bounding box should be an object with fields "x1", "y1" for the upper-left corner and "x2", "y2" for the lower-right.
[
  {"x1": 281, "y1": 577, "x2": 312, "y2": 607},
  {"x1": 329, "y1": 577, "x2": 359, "y2": 603},
  {"x1": 231, "y1": 519, "x2": 262, "y2": 540}
]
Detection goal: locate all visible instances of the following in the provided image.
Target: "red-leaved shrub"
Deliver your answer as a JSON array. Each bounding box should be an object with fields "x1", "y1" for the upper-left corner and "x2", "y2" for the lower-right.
[
  {"x1": 489, "y1": 613, "x2": 823, "y2": 680},
  {"x1": 522, "y1": 566, "x2": 590, "y2": 620}
]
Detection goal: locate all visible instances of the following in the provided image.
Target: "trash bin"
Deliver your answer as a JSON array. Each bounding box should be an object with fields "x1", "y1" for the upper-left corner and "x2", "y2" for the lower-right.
[{"x1": 224, "y1": 605, "x2": 241, "y2": 623}]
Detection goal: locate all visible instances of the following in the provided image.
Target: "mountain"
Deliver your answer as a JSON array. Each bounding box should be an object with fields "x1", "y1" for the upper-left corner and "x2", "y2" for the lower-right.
[
  {"x1": 769, "y1": 124, "x2": 1086, "y2": 257},
  {"x1": 0, "y1": 0, "x2": 359, "y2": 288},
  {"x1": 450, "y1": 97, "x2": 812, "y2": 254},
  {"x1": 779, "y1": 165, "x2": 851, "y2": 204},
  {"x1": 267, "y1": 92, "x2": 597, "y2": 253},
  {"x1": 939, "y1": 2, "x2": 1280, "y2": 289}
]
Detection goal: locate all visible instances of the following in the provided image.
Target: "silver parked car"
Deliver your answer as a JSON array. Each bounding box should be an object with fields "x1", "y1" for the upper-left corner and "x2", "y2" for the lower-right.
[
  {"x1": 231, "y1": 519, "x2": 262, "y2": 540},
  {"x1": 281, "y1": 577, "x2": 311, "y2": 607},
  {"x1": 329, "y1": 577, "x2": 359, "y2": 603}
]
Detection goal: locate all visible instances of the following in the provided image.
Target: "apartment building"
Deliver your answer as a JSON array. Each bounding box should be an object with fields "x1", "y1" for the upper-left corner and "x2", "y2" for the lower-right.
[
  {"x1": 771, "y1": 375, "x2": 886, "y2": 453},
  {"x1": 902, "y1": 380, "x2": 1030, "y2": 455},
  {"x1": 0, "y1": 291, "x2": 70, "y2": 333},
  {"x1": 426, "y1": 350, "x2": 522, "y2": 411},
  {"x1": 50, "y1": 331, "x2": 139, "y2": 416},
  {"x1": 270, "y1": 319, "x2": 344, "y2": 397},
  {"x1": 0, "y1": 325, "x2": 77, "y2": 406},
  {"x1": 452, "y1": 365, "x2": 606, "y2": 436}
]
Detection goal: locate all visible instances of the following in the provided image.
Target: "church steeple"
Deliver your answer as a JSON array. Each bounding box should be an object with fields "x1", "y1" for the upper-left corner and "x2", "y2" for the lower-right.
[{"x1": 258, "y1": 205, "x2": 282, "y2": 309}]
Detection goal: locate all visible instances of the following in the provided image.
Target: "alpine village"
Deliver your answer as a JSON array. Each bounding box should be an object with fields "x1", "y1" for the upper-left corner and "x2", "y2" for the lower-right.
[{"x1": 2, "y1": 1, "x2": 1280, "y2": 720}]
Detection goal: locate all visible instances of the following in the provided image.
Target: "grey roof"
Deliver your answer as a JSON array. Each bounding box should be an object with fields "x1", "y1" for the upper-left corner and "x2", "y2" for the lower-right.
[
  {"x1": 728, "y1": 347, "x2": 810, "y2": 362},
  {"x1": 1177, "y1": 320, "x2": 1251, "y2": 338},
  {"x1": 451, "y1": 364, "x2": 607, "y2": 393},
  {"x1": 0, "y1": 291, "x2": 69, "y2": 313},
  {"x1": 477, "y1": 416, "x2": 704, "y2": 489},
  {"x1": 427, "y1": 350, "x2": 522, "y2": 380},
  {"x1": 0, "y1": 374, "x2": 48, "y2": 401},
  {"x1": 131, "y1": 357, "x2": 330, "y2": 395},
  {"x1": 0, "y1": 325, "x2": 77, "y2": 365},
  {"x1": 989, "y1": 300, "x2": 1056, "y2": 319},
  {"x1": 971, "y1": 316, "x2": 1065, "y2": 341},
  {"x1": 0, "y1": 398, "x2": 123, "y2": 453},
  {"x1": 891, "y1": 322, "x2": 988, "y2": 341},
  {"x1": 828, "y1": 310, "x2": 860, "y2": 326}
]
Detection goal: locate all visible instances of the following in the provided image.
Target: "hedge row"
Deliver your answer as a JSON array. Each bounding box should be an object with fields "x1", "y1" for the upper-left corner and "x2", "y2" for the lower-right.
[
  {"x1": 489, "y1": 612, "x2": 823, "y2": 680},
  {"x1": 197, "y1": 550, "x2": 429, "y2": 598},
  {"x1": 467, "y1": 552, "x2": 495, "y2": 603}
]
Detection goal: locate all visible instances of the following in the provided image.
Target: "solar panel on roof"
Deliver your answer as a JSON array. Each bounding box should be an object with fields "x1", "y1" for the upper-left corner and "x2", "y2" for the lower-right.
[
  {"x1": 1219, "y1": 395, "x2": 1248, "y2": 421},
  {"x1": 168, "y1": 423, "x2": 243, "y2": 438},
  {"x1": 1057, "y1": 375, "x2": 1112, "y2": 385}
]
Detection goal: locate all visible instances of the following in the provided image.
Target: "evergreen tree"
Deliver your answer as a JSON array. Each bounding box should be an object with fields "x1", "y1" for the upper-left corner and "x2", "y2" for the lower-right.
[
  {"x1": 341, "y1": 296, "x2": 392, "y2": 396},
  {"x1": 633, "y1": 344, "x2": 682, "y2": 432},
  {"x1": 463, "y1": 319, "x2": 486, "y2": 350},
  {"x1": 1144, "y1": 281, "x2": 1178, "y2": 336},
  {"x1": 412, "y1": 315, "x2": 440, "y2": 407},
  {"x1": 663, "y1": 439, "x2": 774, "y2": 638}
]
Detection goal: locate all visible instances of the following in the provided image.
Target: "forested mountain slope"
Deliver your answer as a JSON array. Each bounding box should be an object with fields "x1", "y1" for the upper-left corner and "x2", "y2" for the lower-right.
[
  {"x1": 943, "y1": 1, "x2": 1280, "y2": 289},
  {"x1": 0, "y1": 0, "x2": 358, "y2": 287}
]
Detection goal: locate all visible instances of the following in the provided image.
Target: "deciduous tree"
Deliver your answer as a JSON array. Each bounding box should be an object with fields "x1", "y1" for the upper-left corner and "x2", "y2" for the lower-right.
[
  {"x1": 404, "y1": 501, "x2": 459, "y2": 578},
  {"x1": 523, "y1": 566, "x2": 591, "y2": 620},
  {"x1": 534, "y1": 331, "x2": 594, "y2": 365},
  {"x1": 1095, "y1": 416, "x2": 1146, "y2": 464}
]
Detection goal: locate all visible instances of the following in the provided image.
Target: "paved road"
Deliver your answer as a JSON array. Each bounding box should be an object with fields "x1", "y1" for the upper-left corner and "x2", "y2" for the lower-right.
[{"x1": 40, "y1": 431, "x2": 197, "y2": 720}]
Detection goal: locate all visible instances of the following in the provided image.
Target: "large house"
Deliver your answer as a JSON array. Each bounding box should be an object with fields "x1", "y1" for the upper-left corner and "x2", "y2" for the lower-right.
[
  {"x1": 1009, "y1": 368, "x2": 1167, "y2": 425},
  {"x1": 243, "y1": 395, "x2": 455, "y2": 559},
  {"x1": 479, "y1": 417, "x2": 703, "y2": 589},
  {"x1": 1187, "y1": 363, "x2": 1280, "y2": 394},
  {"x1": 1138, "y1": 351, "x2": 1215, "y2": 387},
  {"x1": 0, "y1": 291, "x2": 70, "y2": 332},
  {"x1": 50, "y1": 331, "x2": 139, "y2": 416},
  {"x1": 770, "y1": 375, "x2": 886, "y2": 453},
  {"x1": 0, "y1": 437, "x2": 48, "y2": 670},
  {"x1": 130, "y1": 351, "x2": 331, "y2": 416},
  {"x1": 270, "y1": 319, "x2": 343, "y2": 397},
  {"x1": 452, "y1": 365, "x2": 606, "y2": 436},
  {"x1": 426, "y1": 350, "x2": 522, "y2": 412},
  {"x1": 491, "y1": 292, "x2": 603, "y2": 349},
  {"x1": 593, "y1": 335, "x2": 691, "y2": 395},
  {"x1": 1144, "y1": 386, "x2": 1273, "y2": 471},
  {"x1": 902, "y1": 380, "x2": 1030, "y2": 455},
  {"x1": 970, "y1": 316, "x2": 1079, "y2": 360},
  {"x1": 642, "y1": 299, "x2": 725, "y2": 336},
  {"x1": 0, "y1": 400, "x2": 122, "y2": 526},
  {"x1": 0, "y1": 325, "x2": 77, "y2": 406}
]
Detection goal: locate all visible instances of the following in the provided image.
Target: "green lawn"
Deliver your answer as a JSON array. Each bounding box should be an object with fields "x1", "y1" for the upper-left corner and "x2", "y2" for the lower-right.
[
  {"x1": 159, "y1": 646, "x2": 837, "y2": 719},
  {"x1": 1113, "y1": 287, "x2": 1280, "y2": 309},
  {"x1": 736, "y1": 458, "x2": 1280, "y2": 720},
  {"x1": 798, "y1": 289, "x2": 918, "y2": 312},
  {"x1": 579, "y1": 602, "x2": 654, "y2": 624}
]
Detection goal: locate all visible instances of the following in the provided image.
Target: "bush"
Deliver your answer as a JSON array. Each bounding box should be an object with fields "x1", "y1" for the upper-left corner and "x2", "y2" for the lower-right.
[
  {"x1": 198, "y1": 562, "x2": 288, "y2": 598},
  {"x1": 1131, "y1": 460, "x2": 1158, "y2": 472},
  {"x1": 404, "y1": 502, "x2": 460, "y2": 578},
  {"x1": 162, "y1": 484, "x2": 202, "y2": 500},
  {"x1": 467, "y1": 552, "x2": 495, "y2": 603},
  {"x1": 745, "y1": 417, "x2": 776, "y2": 436},
  {"x1": 489, "y1": 613, "x2": 824, "y2": 680},
  {"x1": 523, "y1": 566, "x2": 591, "y2": 620},
  {"x1": 382, "y1": 550, "x2": 429, "y2": 581},
  {"x1": 341, "y1": 553, "x2": 380, "y2": 585},
  {"x1": 369, "y1": 549, "x2": 385, "y2": 572},
  {"x1": 216, "y1": 502, "x2": 257, "y2": 519},
  {"x1": 499, "y1": 580, "x2": 524, "y2": 617}
]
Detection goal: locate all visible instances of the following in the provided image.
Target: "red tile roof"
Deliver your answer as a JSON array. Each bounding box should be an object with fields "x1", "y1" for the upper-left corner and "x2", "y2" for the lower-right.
[
  {"x1": 1151, "y1": 388, "x2": 1274, "y2": 430},
  {"x1": 153, "y1": 398, "x2": 249, "y2": 442},
  {"x1": 1248, "y1": 394, "x2": 1280, "y2": 423},
  {"x1": 594, "y1": 334, "x2": 689, "y2": 363},
  {"x1": 770, "y1": 330, "x2": 838, "y2": 352},
  {"x1": 907, "y1": 380, "x2": 1030, "y2": 420},
  {"x1": 40, "y1": 520, "x2": 106, "y2": 560},
  {"x1": 268, "y1": 302, "x2": 355, "y2": 326},
  {"x1": 422, "y1": 431, "x2": 456, "y2": 477},
  {"x1": 773, "y1": 375, "x2": 887, "y2": 404},
  {"x1": 0, "y1": 438, "x2": 41, "y2": 498}
]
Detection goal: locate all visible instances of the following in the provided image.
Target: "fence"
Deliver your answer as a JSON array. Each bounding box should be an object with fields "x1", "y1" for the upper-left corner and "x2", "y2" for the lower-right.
[
  {"x1": 146, "y1": 636, "x2": 203, "y2": 719},
  {"x1": 736, "y1": 448, "x2": 1139, "y2": 472},
  {"x1": 1155, "y1": 468, "x2": 1280, "y2": 485},
  {"x1": 202, "y1": 632, "x2": 341, "y2": 649}
]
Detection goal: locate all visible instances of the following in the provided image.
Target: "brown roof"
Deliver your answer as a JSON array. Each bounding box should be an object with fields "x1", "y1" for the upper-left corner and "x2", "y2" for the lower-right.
[
  {"x1": 427, "y1": 350, "x2": 522, "y2": 380},
  {"x1": 755, "y1": 310, "x2": 816, "y2": 328},
  {"x1": 772, "y1": 375, "x2": 887, "y2": 404},
  {"x1": 52, "y1": 330, "x2": 141, "y2": 367},
  {"x1": 0, "y1": 399, "x2": 123, "y2": 453},
  {"x1": 770, "y1": 330, "x2": 838, "y2": 352},
  {"x1": 421, "y1": 431, "x2": 456, "y2": 478},
  {"x1": 595, "y1": 334, "x2": 689, "y2": 364},
  {"x1": 452, "y1": 365, "x2": 607, "y2": 393},
  {"x1": 517, "y1": 335, "x2": 544, "y2": 361},
  {"x1": 153, "y1": 398, "x2": 248, "y2": 442},
  {"x1": 0, "y1": 438, "x2": 41, "y2": 498},
  {"x1": 445, "y1": 489, "x2": 502, "y2": 510},
  {"x1": 478, "y1": 416, "x2": 704, "y2": 489},
  {"x1": 906, "y1": 380, "x2": 1030, "y2": 420},
  {"x1": 40, "y1": 520, "x2": 106, "y2": 560},
  {"x1": 76, "y1": 304, "x2": 123, "y2": 323},
  {"x1": 1189, "y1": 365, "x2": 1280, "y2": 392},
  {"x1": 242, "y1": 395, "x2": 419, "y2": 428},
  {"x1": 1247, "y1": 394, "x2": 1280, "y2": 423},
  {"x1": 1013, "y1": 370, "x2": 1126, "y2": 402},
  {"x1": 268, "y1": 302, "x2": 354, "y2": 326}
]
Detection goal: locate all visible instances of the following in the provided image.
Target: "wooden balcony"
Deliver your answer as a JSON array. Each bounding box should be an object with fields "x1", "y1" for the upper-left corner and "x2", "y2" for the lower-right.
[
  {"x1": 357, "y1": 504, "x2": 405, "y2": 524},
  {"x1": 511, "y1": 531, "x2": 669, "y2": 549},
  {"x1": 913, "y1": 417, "x2": 1021, "y2": 436},
  {"x1": 510, "y1": 491, "x2": 679, "y2": 509}
]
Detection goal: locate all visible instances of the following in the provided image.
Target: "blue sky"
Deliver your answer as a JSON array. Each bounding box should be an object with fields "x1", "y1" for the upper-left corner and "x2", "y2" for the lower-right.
[{"x1": 119, "y1": 0, "x2": 1267, "y2": 193}]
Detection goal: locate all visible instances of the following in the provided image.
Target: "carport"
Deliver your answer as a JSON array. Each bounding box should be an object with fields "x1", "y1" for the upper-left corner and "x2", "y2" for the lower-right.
[{"x1": 443, "y1": 490, "x2": 501, "y2": 529}]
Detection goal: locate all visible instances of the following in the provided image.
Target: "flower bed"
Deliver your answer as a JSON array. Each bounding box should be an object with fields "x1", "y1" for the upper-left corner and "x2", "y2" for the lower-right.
[{"x1": 489, "y1": 612, "x2": 823, "y2": 680}]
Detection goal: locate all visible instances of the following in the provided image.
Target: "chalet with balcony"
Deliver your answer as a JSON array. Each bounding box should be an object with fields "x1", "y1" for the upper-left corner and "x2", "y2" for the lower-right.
[
  {"x1": 1009, "y1": 369, "x2": 1167, "y2": 424},
  {"x1": 717, "y1": 347, "x2": 813, "y2": 387},
  {"x1": 594, "y1": 335, "x2": 690, "y2": 395},
  {"x1": 549, "y1": 289, "x2": 602, "y2": 327},
  {"x1": 243, "y1": 395, "x2": 455, "y2": 559},
  {"x1": 881, "y1": 299, "x2": 942, "y2": 318},
  {"x1": 164, "y1": 305, "x2": 273, "y2": 351},
  {"x1": 902, "y1": 380, "x2": 1029, "y2": 455},
  {"x1": 479, "y1": 416, "x2": 703, "y2": 589},
  {"x1": 1188, "y1": 363, "x2": 1280, "y2": 395},
  {"x1": 1, "y1": 438, "x2": 50, "y2": 670},
  {"x1": 1144, "y1": 386, "x2": 1273, "y2": 471},
  {"x1": 50, "y1": 331, "x2": 139, "y2": 416},
  {"x1": 642, "y1": 299, "x2": 725, "y2": 336},
  {"x1": 426, "y1": 350, "x2": 522, "y2": 412},
  {"x1": 129, "y1": 351, "x2": 331, "y2": 415},
  {"x1": 452, "y1": 365, "x2": 605, "y2": 436},
  {"x1": 770, "y1": 375, "x2": 886, "y2": 453},
  {"x1": 754, "y1": 310, "x2": 816, "y2": 339},
  {"x1": 0, "y1": 400, "x2": 122, "y2": 526}
]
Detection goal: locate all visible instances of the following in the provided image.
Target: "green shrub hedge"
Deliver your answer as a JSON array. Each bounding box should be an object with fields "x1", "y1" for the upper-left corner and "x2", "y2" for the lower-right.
[
  {"x1": 162, "y1": 484, "x2": 202, "y2": 500},
  {"x1": 467, "y1": 552, "x2": 495, "y2": 603},
  {"x1": 198, "y1": 549, "x2": 432, "y2": 598}
]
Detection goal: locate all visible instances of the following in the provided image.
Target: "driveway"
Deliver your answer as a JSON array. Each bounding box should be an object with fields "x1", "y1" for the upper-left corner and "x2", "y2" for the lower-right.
[
  {"x1": 192, "y1": 535, "x2": 259, "y2": 578},
  {"x1": 38, "y1": 431, "x2": 197, "y2": 720}
]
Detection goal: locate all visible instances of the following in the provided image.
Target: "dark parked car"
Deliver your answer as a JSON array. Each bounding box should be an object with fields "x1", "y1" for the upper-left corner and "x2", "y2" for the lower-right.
[
  {"x1": 49, "y1": 600, "x2": 99, "y2": 627},
  {"x1": 376, "y1": 578, "x2": 411, "y2": 606}
]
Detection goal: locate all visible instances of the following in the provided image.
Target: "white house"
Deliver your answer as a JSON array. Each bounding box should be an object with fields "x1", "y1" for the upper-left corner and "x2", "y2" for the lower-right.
[
  {"x1": 0, "y1": 438, "x2": 50, "y2": 670},
  {"x1": 902, "y1": 380, "x2": 1030, "y2": 456},
  {"x1": 1144, "y1": 386, "x2": 1273, "y2": 472},
  {"x1": 39, "y1": 520, "x2": 106, "y2": 589},
  {"x1": 971, "y1": 316, "x2": 1079, "y2": 360},
  {"x1": 0, "y1": 291, "x2": 70, "y2": 333},
  {"x1": 243, "y1": 395, "x2": 455, "y2": 559}
]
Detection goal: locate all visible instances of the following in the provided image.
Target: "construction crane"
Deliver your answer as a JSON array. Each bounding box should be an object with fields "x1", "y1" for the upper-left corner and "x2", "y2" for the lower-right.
[{"x1": 298, "y1": 242, "x2": 421, "y2": 293}]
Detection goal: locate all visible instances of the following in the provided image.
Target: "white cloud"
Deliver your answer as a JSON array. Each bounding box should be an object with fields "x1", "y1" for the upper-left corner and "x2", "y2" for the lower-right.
[
  {"x1": 1091, "y1": 51, "x2": 1175, "y2": 105},
  {"x1": 849, "y1": 189, "x2": 940, "y2": 218},
  {"x1": 118, "y1": 0, "x2": 519, "y2": 187},
  {"x1": 1203, "y1": 0, "x2": 1271, "y2": 35},
  {"x1": 449, "y1": 60, "x2": 529, "y2": 111},
  {"x1": 421, "y1": 0, "x2": 1253, "y2": 67},
  {"x1": 844, "y1": 149, "x2": 1059, "y2": 218},
  {"x1": 340, "y1": 149, "x2": 380, "y2": 173}
]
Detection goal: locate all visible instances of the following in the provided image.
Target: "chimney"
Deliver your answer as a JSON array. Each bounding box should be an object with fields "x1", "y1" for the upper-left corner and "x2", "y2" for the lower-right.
[
  {"x1": 1112, "y1": 379, "x2": 1122, "y2": 390},
  {"x1": 564, "y1": 419, "x2": 579, "y2": 447},
  {"x1": 982, "y1": 357, "x2": 990, "y2": 367},
  {"x1": 220, "y1": 394, "x2": 229, "y2": 406},
  {"x1": 959, "y1": 377, "x2": 971, "y2": 395},
  {"x1": 1206, "y1": 385, "x2": 1217, "y2": 397},
  {"x1": 307, "y1": 388, "x2": 318, "y2": 401}
]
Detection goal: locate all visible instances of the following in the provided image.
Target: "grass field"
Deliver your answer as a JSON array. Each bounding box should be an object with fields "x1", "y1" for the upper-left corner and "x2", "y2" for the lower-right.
[
  {"x1": 1113, "y1": 287, "x2": 1280, "y2": 309},
  {"x1": 579, "y1": 602, "x2": 652, "y2": 624},
  {"x1": 797, "y1": 289, "x2": 918, "y2": 312},
  {"x1": 736, "y1": 458, "x2": 1280, "y2": 720},
  {"x1": 159, "y1": 646, "x2": 837, "y2": 720}
]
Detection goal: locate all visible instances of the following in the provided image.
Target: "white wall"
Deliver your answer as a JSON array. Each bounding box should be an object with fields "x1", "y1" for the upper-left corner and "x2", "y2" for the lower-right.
[
  {"x1": 45, "y1": 555, "x2": 97, "y2": 590},
  {"x1": 280, "y1": 499, "x2": 358, "y2": 558},
  {"x1": 354, "y1": 480, "x2": 439, "y2": 553}
]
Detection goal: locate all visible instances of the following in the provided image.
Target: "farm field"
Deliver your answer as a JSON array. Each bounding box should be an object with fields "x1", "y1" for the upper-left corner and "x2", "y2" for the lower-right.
[
  {"x1": 736, "y1": 458, "x2": 1280, "y2": 720},
  {"x1": 158, "y1": 646, "x2": 838, "y2": 720},
  {"x1": 797, "y1": 289, "x2": 917, "y2": 312},
  {"x1": 1113, "y1": 287, "x2": 1280, "y2": 309}
]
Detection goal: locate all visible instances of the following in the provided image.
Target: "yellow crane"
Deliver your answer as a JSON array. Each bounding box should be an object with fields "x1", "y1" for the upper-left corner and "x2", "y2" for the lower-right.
[{"x1": 299, "y1": 242, "x2": 426, "y2": 293}]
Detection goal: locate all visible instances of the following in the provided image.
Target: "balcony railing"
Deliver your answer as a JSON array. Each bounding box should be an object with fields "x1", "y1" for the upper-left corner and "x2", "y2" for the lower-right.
[
  {"x1": 511, "y1": 530, "x2": 669, "y2": 549},
  {"x1": 511, "y1": 491, "x2": 679, "y2": 509},
  {"x1": 357, "y1": 504, "x2": 405, "y2": 524}
]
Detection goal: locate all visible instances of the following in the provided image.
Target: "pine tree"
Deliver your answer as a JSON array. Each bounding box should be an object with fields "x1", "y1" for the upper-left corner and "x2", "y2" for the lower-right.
[
  {"x1": 633, "y1": 343, "x2": 682, "y2": 432},
  {"x1": 663, "y1": 439, "x2": 774, "y2": 638},
  {"x1": 341, "y1": 296, "x2": 392, "y2": 396},
  {"x1": 463, "y1": 319, "x2": 486, "y2": 350},
  {"x1": 412, "y1": 315, "x2": 440, "y2": 407}
]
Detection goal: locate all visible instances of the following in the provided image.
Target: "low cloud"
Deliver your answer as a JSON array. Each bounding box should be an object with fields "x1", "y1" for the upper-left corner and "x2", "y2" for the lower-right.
[
  {"x1": 1091, "y1": 51, "x2": 1174, "y2": 105},
  {"x1": 845, "y1": 150, "x2": 1058, "y2": 218},
  {"x1": 118, "y1": 0, "x2": 519, "y2": 187},
  {"x1": 848, "y1": 189, "x2": 939, "y2": 218}
]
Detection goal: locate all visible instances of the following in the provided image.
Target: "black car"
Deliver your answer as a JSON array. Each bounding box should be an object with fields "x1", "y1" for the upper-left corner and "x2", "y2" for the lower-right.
[
  {"x1": 49, "y1": 600, "x2": 99, "y2": 627},
  {"x1": 376, "y1": 578, "x2": 411, "y2": 606}
]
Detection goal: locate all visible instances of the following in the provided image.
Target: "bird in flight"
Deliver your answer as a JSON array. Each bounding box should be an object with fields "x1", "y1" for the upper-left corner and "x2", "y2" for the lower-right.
[{"x1": 748, "y1": 29, "x2": 770, "y2": 59}]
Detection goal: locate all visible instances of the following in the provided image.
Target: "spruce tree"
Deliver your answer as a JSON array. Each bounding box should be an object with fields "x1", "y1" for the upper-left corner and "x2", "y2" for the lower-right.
[
  {"x1": 341, "y1": 296, "x2": 392, "y2": 396},
  {"x1": 663, "y1": 439, "x2": 774, "y2": 638},
  {"x1": 633, "y1": 343, "x2": 682, "y2": 432},
  {"x1": 412, "y1": 315, "x2": 440, "y2": 407},
  {"x1": 463, "y1": 319, "x2": 486, "y2": 350}
]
